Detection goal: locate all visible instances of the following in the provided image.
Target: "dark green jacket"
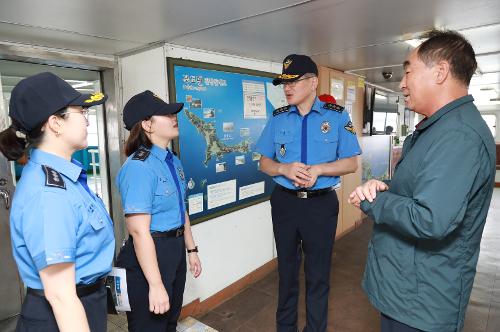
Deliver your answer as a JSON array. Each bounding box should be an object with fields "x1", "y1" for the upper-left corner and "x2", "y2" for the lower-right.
[{"x1": 361, "y1": 95, "x2": 496, "y2": 332}]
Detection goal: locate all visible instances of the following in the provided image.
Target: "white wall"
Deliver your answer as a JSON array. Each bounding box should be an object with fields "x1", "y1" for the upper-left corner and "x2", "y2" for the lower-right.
[{"x1": 119, "y1": 44, "x2": 282, "y2": 304}]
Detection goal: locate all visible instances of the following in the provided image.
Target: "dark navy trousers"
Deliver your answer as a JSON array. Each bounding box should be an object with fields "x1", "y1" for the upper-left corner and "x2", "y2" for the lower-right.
[
  {"x1": 15, "y1": 283, "x2": 107, "y2": 332},
  {"x1": 270, "y1": 187, "x2": 339, "y2": 332},
  {"x1": 381, "y1": 313, "x2": 424, "y2": 332},
  {"x1": 116, "y1": 235, "x2": 186, "y2": 332}
]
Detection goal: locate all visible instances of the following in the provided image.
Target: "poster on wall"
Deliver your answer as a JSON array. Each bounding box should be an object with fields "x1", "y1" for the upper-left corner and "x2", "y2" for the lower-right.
[
  {"x1": 167, "y1": 58, "x2": 286, "y2": 224},
  {"x1": 346, "y1": 81, "x2": 356, "y2": 102},
  {"x1": 330, "y1": 78, "x2": 344, "y2": 102}
]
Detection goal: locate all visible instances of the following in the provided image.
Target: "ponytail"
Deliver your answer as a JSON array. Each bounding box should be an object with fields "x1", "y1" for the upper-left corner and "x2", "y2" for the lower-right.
[
  {"x1": 0, "y1": 124, "x2": 27, "y2": 161},
  {"x1": 124, "y1": 120, "x2": 152, "y2": 156},
  {"x1": 0, "y1": 109, "x2": 67, "y2": 161}
]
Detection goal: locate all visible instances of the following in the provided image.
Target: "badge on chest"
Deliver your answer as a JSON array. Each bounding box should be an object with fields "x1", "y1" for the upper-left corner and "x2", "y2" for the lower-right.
[
  {"x1": 321, "y1": 121, "x2": 331, "y2": 133},
  {"x1": 280, "y1": 144, "x2": 286, "y2": 157}
]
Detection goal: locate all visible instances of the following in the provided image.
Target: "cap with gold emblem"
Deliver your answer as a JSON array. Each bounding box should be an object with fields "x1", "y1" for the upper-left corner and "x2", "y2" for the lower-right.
[
  {"x1": 123, "y1": 90, "x2": 184, "y2": 130},
  {"x1": 272, "y1": 54, "x2": 318, "y2": 86},
  {"x1": 9, "y1": 72, "x2": 107, "y2": 132}
]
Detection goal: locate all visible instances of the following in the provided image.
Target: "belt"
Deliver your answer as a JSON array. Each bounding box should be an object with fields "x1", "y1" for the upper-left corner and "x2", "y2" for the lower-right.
[
  {"x1": 27, "y1": 278, "x2": 105, "y2": 298},
  {"x1": 279, "y1": 185, "x2": 336, "y2": 199},
  {"x1": 151, "y1": 226, "x2": 184, "y2": 238}
]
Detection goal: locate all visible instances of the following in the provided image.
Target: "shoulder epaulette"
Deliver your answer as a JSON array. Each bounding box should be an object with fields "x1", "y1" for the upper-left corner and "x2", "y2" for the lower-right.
[
  {"x1": 323, "y1": 103, "x2": 344, "y2": 113},
  {"x1": 132, "y1": 148, "x2": 150, "y2": 161},
  {"x1": 42, "y1": 165, "x2": 66, "y2": 189},
  {"x1": 344, "y1": 121, "x2": 356, "y2": 135},
  {"x1": 273, "y1": 105, "x2": 291, "y2": 117}
]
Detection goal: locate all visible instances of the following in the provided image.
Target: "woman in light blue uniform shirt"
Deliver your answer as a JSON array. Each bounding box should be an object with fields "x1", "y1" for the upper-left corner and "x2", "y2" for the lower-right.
[
  {"x1": 0, "y1": 72, "x2": 115, "y2": 332},
  {"x1": 116, "y1": 90, "x2": 202, "y2": 332}
]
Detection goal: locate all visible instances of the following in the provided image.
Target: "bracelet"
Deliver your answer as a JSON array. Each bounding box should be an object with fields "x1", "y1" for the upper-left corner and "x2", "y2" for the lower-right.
[{"x1": 187, "y1": 246, "x2": 198, "y2": 253}]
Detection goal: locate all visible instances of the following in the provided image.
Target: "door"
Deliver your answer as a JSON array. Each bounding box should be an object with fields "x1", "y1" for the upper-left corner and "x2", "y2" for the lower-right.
[
  {"x1": 0, "y1": 59, "x2": 112, "y2": 320},
  {"x1": 0, "y1": 156, "x2": 22, "y2": 320},
  {"x1": 0, "y1": 69, "x2": 22, "y2": 320}
]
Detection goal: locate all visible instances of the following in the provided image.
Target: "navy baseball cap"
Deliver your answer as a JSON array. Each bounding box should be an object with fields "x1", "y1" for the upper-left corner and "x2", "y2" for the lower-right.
[
  {"x1": 272, "y1": 54, "x2": 318, "y2": 85},
  {"x1": 123, "y1": 90, "x2": 184, "y2": 130},
  {"x1": 9, "y1": 72, "x2": 107, "y2": 132}
]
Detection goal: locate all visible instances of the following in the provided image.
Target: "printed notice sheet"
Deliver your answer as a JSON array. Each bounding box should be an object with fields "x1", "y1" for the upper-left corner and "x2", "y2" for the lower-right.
[
  {"x1": 243, "y1": 80, "x2": 266, "y2": 119},
  {"x1": 207, "y1": 179, "x2": 237, "y2": 209},
  {"x1": 239, "y1": 181, "x2": 265, "y2": 200},
  {"x1": 188, "y1": 193, "x2": 204, "y2": 215}
]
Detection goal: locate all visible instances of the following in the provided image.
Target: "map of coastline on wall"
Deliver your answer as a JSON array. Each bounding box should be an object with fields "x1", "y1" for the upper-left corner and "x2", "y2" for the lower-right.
[{"x1": 168, "y1": 58, "x2": 287, "y2": 224}]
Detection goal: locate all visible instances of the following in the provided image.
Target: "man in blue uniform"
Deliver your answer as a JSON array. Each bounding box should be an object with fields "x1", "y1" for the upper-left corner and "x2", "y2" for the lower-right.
[{"x1": 256, "y1": 54, "x2": 361, "y2": 332}]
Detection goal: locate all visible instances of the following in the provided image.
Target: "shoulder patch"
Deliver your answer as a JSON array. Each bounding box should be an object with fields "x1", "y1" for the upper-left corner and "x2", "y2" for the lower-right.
[
  {"x1": 323, "y1": 103, "x2": 344, "y2": 113},
  {"x1": 42, "y1": 165, "x2": 66, "y2": 189},
  {"x1": 344, "y1": 121, "x2": 356, "y2": 135},
  {"x1": 273, "y1": 105, "x2": 291, "y2": 117},
  {"x1": 132, "y1": 148, "x2": 150, "y2": 161}
]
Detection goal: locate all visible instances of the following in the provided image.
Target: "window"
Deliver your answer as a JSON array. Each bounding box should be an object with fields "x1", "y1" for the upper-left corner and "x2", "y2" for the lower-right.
[
  {"x1": 373, "y1": 112, "x2": 398, "y2": 135},
  {"x1": 481, "y1": 114, "x2": 497, "y2": 138}
]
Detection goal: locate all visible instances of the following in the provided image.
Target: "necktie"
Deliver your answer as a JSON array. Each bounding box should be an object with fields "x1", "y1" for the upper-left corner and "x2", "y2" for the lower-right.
[
  {"x1": 71, "y1": 159, "x2": 94, "y2": 198},
  {"x1": 165, "y1": 151, "x2": 186, "y2": 225},
  {"x1": 78, "y1": 169, "x2": 93, "y2": 197}
]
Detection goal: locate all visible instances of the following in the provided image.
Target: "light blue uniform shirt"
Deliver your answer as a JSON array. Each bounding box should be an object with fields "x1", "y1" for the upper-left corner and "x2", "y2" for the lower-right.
[
  {"x1": 255, "y1": 98, "x2": 361, "y2": 189},
  {"x1": 116, "y1": 144, "x2": 187, "y2": 232},
  {"x1": 10, "y1": 149, "x2": 115, "y2": 289}
]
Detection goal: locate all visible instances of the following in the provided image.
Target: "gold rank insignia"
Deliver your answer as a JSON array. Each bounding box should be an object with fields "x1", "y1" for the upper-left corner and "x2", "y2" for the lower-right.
[
  {"x1": 84, "y1": 92, "x2": 105, "y2": 103},
  {"x1": 280, "y1": 144, "x2": 286, "y2": 157},
  {"x1": 344, "y1": 121, "x2": 356, "y2": 135},
  {"x1": 153, "y1": 93, "x2": 164, "y2": 101},
  {"x1": 321, "y1": 121, "x2": 331, "y2": 133},
  {"x1": 283, "y1": 58, "x2": 292, "y2": 70},
  {"x1": 277, "y1": 74, "x2": 300, "y2": 80}
]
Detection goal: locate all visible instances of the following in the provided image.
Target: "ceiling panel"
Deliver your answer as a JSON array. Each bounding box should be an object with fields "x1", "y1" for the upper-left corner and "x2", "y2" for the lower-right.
[
  {"x1": 477, "y1": 53, "x2": 500, "y2": 73},
  {"x1": 169, "y1": 0, "x2": 500, "y2": 65},
  {"x1": 0, "y1": 22, "x2": 142, "y2": 55},
  {"x1": 0, "y1": 0, "x2": 498, "y2": 93},
  {"x1": 0, "y1": 0, "x2": 307, "y2": 48},
  {"x1": 471, "y1": 72, "x2": 500, "y2": 86},
  {"x1": 462, "y1": 24, "x2": 500, "y2": 55}
]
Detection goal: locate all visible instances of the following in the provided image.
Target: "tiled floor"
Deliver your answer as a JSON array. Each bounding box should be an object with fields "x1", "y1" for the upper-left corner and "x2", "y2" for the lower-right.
[
  {"x1": 1, "y1": 189, "x2": 498, "y2": 332},
  {"x1": 198, "y1": 216, "x2": 378, "y2": 332},
  {"x1": 197, "y1": 188, "x2": 500, "y2": 332}
]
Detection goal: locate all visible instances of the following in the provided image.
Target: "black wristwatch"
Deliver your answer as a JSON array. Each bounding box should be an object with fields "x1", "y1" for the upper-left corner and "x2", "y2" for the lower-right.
[{"x1": 187, "y1": 246, "x2": 198, "y2": 254}]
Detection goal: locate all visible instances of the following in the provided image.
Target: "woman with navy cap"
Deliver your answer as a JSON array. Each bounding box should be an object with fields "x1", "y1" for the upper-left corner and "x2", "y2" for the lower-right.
[
  {"x1": 116, "y1": 90, "x2": 202, "y2": 332},
  {"x1": 0, "y1": 72, "x2": 115, "y2": 331}
]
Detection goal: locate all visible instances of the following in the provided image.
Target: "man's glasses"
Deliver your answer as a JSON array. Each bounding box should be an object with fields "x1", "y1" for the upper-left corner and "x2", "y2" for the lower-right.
[{"x1": 282, "y1": 75, "x2": 315, "y2": 88}]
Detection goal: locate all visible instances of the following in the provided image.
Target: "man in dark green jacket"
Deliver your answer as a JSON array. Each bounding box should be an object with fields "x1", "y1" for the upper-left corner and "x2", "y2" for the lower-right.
[{"x1": 349, "y1": 30, "x2": 496, "y2": 332}]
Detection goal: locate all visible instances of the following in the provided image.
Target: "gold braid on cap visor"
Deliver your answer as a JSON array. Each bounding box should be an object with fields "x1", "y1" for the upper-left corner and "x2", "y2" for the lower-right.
[
  {"x1": 277, "y1": 74, "x2": 300, "y2": 79},
  {"x1": 84, "y1": 92, "x2": 105, "y2": 103}
]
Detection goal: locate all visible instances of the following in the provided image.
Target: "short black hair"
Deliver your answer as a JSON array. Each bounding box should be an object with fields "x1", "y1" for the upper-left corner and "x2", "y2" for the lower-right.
[{"x1": 417, "y1": 29, "x2": 477, "y2": 86}]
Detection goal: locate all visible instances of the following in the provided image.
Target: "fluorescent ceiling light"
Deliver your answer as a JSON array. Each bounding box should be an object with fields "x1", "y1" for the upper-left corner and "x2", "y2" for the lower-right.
[
  {"x1": 71, "y1": 81, "x2": 93, "y2": 89},
  {"x1": 375, "y1": 94, "x2": 387, "y2": 100},
  {"x1": 404, "y1": 39, "x2": 424, "y2": 48}
]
